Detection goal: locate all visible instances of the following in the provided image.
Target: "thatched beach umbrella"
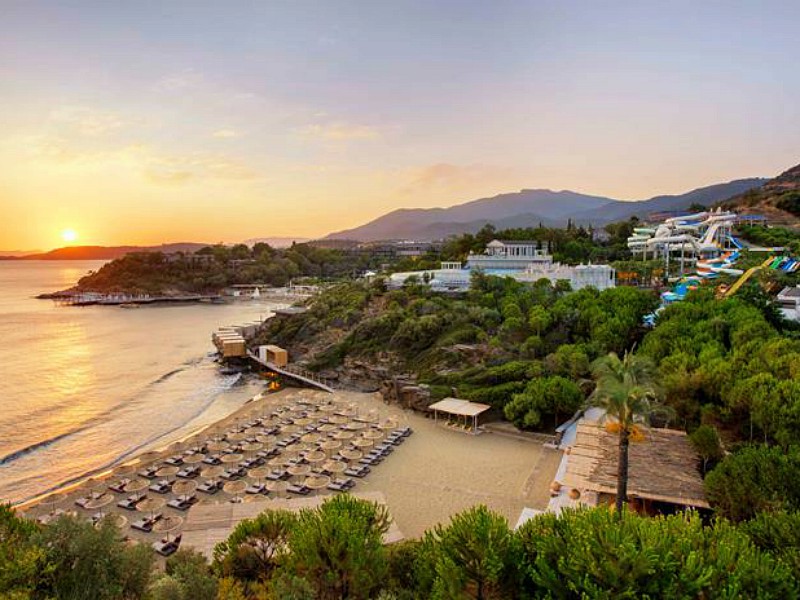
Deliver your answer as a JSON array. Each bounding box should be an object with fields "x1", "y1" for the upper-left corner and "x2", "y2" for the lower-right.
[
  {"x1": 227, "y1": 431, "x2": 248, "y2": 442},
  {"x1": 248, "y1": 466, "x2": 271, "y2": 485},
  {"x1": 379, "y1": 419, "x2": 399, "y2": 431},
  {"x1": 320, "y1": 404, "x2": 338, "y2": 413},
  {"x1": 301, "y1": 432, "x2": 322, "y2": 444},
  {"x1": 281, "y1": 424, "x2": 300, "y2": 434},
  {"x1": 153, "y1": 515, "x2": 183, "y2": 542},
  {"x1": 137, "y1": 497, "x2": 166, "y2": 523},
  {"x1": 113, "y1": 463, "x2": 137, "y2": 475},
  {"x1": 334, "y1": 430, "x2": 354, "y2": 441},
  {"x1": 287, "y1": 464, "x2": 311, "y2": 479},
  {"x1": 294, "y1": 417, "x2": 312, "y2": 426},
  {"x1": 156, "y1": 466, "x2": 179, "y2": 478},
  {"x1": 304, "y1": 475, "x2": 330, "y2": 496},
  {"x1": 363, "y1": 429, "x2": 383, "y2": 441},
  {"x1": 318, "y1": 423, "x2": 338, "y2": 433},
  {"x1": 256, "y1": 434, "x2": 274, "y2": 444},
  {"x1": 182, "y1": 453, "x2": 205, "y2": 465},
  {"x1": 39, "y1": 492, "x2": 68, "y2": 508},
  {"x1": 223, "y1": 480, "x2": 248, "y2": 503},
  {"x1": 85, "y1": 493, "x2": 115, "y2": 510},
  {"x1": 319, "y1": 440, "x2": 342, "y2": 454},
  {"x1": 221, "y1": 453, "x2": 244, "y2": 464},
  {"x1": 322, "y1": 460, "x2": 346, "y2": 475},
  {"x1": 200, "y1": 466, "x2": 224, "y2": 479},
  {"x1": 328, "y1": 415, "x2": 349, "y2": 425},
  {"x1": 124, "y1": 479, "x2": 150, "y2": 493},
  {"x1": 352, "y1": 438, "x2": 373, "y2": 449},
  {"x1": 304, "y1": 451, "x2": 326, "y2": 465},
  {"x1": 348, "y1": 421, "x2": 367, "y2": 431},
  {"x1": 171, "y1": 480, "x2": 197, "y2": 496},
  {"x1": 207, "y1": 440, "x2": 229, "y2": 452},
  {"x1": 266, "y1": 480, "x2": 288, "y2": 498},
  {"x1": 243, "y1": 442, "x2": 263, "y2": 454},
  {"x1": 268, "y1": 456, "x2": 288, "y2": 468},
  {"x1": 339, "y1": 448, "x2": 362, "y2": 461},
  {"x1": 136, "y1": 451, "x2": 162, "y2": 464}
]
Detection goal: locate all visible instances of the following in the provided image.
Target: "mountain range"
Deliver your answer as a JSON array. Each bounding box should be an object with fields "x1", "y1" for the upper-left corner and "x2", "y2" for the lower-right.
[
  {"x1": 326, "y1": 177, "x2": 769, "y2": 241},
  {"x1": 0, "y1": 243, "x2": 210, "y2": 261}
]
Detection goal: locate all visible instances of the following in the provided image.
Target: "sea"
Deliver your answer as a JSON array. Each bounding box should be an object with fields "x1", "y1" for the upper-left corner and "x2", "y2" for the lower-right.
[{"x1": 0, "y1": 260, "x2": 284, "y2": 504}]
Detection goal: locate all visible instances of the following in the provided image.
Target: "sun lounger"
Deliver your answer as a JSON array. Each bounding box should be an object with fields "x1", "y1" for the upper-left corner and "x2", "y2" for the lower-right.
[
  {"x1": 197, "y1": 479, "x2": 222, "y2": 494},
  {"x1": 327, "y1": 477, "x2": 356, "y2": 492},
  {"x1": 148, "y1": 479, "x2": 172, "y2": 494},
  {"x1": 344, "y1": 465, "x2": 371, "y2": 478},
  {"x1": 220, "y1": 467, "x2": 246, "y2": 481},
  {"x1": 131, "y1": 512, "x2": 163, "y2": 533},
  {"x1": 164, "y1": 455, "x2": 184, "y2": 466},
  {"x1": 153, "y1": 537, "x2": 180, "y2": 557},
  {"x1": 245, "y1": 483, "x2": 266, "y2": 494},
  {"x1": 257, "y1": 447, "x2": 280, "y2": 459},
  {"x1": 167, "y1": 494, "x2": 197, "y2": 511},
  {"x1": 74, "y1": 492, "x2": 103, "y2": 508},
  {"x1": 241, "y1": 457, "x2": 263, "y2": 469},
  {"x1": 138, "y1": 466, "x2": 159, "y2": 479},
  {"x1": 117, "y1": 492, "x2": 147, "y2": 510},
  {"x1": 287, "y1": 484, "x2": 310, "y2": 496},
  {"x1": 108, "y1": 478, "x2": 131, "y2": 493},
  {"x1": 202, "y1": 454, "x2": 222, "y2": 465},
  {"x1": 176, "y1": 466, "x2": 200, "y2": 479}
]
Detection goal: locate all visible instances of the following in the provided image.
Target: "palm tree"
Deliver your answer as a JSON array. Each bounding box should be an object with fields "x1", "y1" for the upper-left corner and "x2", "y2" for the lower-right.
[{"x1": 588, "y1": 350, "x2": 664, "y2": 517}]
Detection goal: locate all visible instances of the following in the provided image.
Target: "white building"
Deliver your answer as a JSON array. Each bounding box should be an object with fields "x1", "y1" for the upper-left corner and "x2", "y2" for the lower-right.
[
  {"x1": 777, "y1": 286, "x2": 800, "y2": 321},
  {"x1": 387, "y1": 239, "x2": 615, "y2": 291}
]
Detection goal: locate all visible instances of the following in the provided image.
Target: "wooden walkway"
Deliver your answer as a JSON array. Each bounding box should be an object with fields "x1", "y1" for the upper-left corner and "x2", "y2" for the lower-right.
[{"x1": 246, "y1": 350, "x2": 335, "y2": 393}]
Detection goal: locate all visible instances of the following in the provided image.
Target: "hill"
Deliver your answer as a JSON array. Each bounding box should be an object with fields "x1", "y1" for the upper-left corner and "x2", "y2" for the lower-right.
[
  {"x1": 720, "y1": 163, "x2": 800, "y2": 224},
  {"x1": 3, "y1": 243, "x2": 210, "y2": 261},
  {"x1": 326, "y1": 179, "x2": 767, "y2": 241}
]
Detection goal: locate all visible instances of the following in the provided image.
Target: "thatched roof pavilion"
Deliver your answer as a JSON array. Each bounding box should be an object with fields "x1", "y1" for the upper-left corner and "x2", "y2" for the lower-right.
[{"x1": 561, "y1": 421, "x2": 709, "y2": 511}]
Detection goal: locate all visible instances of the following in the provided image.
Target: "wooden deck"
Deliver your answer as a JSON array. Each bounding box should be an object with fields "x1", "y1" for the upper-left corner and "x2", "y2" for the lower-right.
[{"x1": 247, "y1": 350, "x2": 335, "y2": 393}]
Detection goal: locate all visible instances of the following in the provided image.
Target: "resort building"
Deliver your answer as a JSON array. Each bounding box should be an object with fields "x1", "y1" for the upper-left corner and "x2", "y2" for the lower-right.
[
  {"x1": 555, "y1": 419, "x2": 709, "y2": 515},
  {"x1": 777, "y1": 286, "x2": 800, "y2": 321},
  {"x1": 387, "y1": 239, "x2": 615, "y2": 292}
]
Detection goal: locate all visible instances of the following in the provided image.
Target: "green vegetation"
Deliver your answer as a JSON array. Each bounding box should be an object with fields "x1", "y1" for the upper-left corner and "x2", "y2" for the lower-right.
[
  {"x1": 76, "y1": 243, "x2": 369, "y2": 294},
  {"x1": 738, "y1": 224, "x2": 800, "y2": 254},
  {"x1": 587, "y1": 351, "x2": 666, "y2": 515},
  {"x1": 5, "y1": 497, "x2": 800, "y2": 599}
]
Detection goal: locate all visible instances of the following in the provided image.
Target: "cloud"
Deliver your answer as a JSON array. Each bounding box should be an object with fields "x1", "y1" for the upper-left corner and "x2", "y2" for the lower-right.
[
  {"x1": 155, "y1": 69, "x2": 204, "y2": 92},
  {"x1": 401, "y1": 163, "x2": 518, "y2": 195},
  {"x1": 48, "y1": 106, "x2": 126, "y2": 137},
  {"x1": 212, "y1": 129, "x2": 240, "y2": 139},
  {"x1": 297, "y1": 121, "x2": 380, "y2": 142}
]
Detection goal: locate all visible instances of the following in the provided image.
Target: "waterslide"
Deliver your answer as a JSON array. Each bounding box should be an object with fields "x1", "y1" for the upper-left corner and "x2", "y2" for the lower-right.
[{"x1": 723, "y1": 256, "x2": 775, "y2": 297}]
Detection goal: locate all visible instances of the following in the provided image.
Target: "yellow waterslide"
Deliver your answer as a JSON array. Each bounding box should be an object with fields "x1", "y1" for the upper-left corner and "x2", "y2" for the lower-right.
[{"x1": 724, "y1": 256, "x2": 774, "y2": 297}]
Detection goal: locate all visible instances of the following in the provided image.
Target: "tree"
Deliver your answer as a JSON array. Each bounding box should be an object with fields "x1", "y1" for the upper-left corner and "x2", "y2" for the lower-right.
[
  {"x1": 213, "y1": 510, "x2": 295, "y2": 586},
  {"x1": 419, "y1": 505, "x2": 518, "y2": 600},
  {"x1": 147, "y1": 549, "x2": 217, "y2": 600},
  {"x1": 0, "y1": 504, "x2": 45, "y2": 599},
  {"x1": 504, "y1": 376, "x2": 583, "y2": 430},
  {"x1": 588, "y1": 351, "x2": 663, "y2": 516},
  {"x1": 690, "y1": 424, "x2": 723, "y2": 474},
  {"x1": 278, "y1": 494, "x2": 390, "y2": 600}
]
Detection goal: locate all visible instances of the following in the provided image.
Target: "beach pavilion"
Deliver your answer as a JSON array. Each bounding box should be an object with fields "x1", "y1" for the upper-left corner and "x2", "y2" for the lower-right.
[
  {"x1": 559, "y1": 420, "x2": 710, "y2": 514},
  {"x1": 428, "y1": 398, "x2": 491, "y2": 434}
]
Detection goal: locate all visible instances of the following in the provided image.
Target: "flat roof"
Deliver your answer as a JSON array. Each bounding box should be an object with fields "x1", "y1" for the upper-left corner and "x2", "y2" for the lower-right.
[{"x1": 429, "y1": 398, "x2": 492, "y2": 417}]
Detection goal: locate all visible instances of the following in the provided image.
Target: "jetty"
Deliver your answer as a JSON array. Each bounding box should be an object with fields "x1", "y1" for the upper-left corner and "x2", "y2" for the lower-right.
[
  {"x1": 246, "y1": 349, "x2": 335, "y2": 393},
  {"x1": 40, "y1": 292, "x2": 224, "y2": 306}
]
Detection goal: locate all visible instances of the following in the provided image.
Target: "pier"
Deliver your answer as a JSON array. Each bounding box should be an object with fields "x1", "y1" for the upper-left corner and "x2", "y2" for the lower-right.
[
  {"x1": 246, "y1": 350, "x2": 335, "y2": 393},
  {"x1": 44, "y1": 292, "x2": 224, "y2": 306}
]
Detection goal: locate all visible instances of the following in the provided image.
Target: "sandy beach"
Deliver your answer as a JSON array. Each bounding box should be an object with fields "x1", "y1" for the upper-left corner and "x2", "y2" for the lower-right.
[{"x1": 22, "y1": 386, "x2": 561, "y2": 544}]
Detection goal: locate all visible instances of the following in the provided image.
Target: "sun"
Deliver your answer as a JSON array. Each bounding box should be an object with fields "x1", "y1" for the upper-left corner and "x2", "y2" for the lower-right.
[{"x1": 61, "y1": 229, "x2": 78, "y2": 244}]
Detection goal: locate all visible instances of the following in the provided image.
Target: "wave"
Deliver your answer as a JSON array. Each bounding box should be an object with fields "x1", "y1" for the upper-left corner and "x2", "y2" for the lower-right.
[{"x1": 1, "y1": 355, "x2": 218, "y2": 468}]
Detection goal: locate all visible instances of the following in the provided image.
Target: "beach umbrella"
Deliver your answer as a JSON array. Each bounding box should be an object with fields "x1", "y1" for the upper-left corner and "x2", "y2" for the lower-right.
[
  {"x1": 227, "y1": 431, "x2": 247, "y2": 442},
  {"x1": 352, "y1": 438, "x2": 373, "y2": 449},
  {"x1": 301, "y1": 432, "x2": 322, "y2": 444},
  {"x1": 294, "y1": 417, "x2": 312, "y2": 426},
  {"x1": 207, "y1": 440, "x2": 229, "y2": 452},
  {"x1": 223, "y1": 480, "x2": 248, "y2": 503},
  {"x1": 339, "y1": 448, "x2": 363, "y2": 461},
  {"x1": 136, "y1": 451, "x2": 162, "y2": 464},
  {"x1": 304, "y1": 475, "x2": 330, "y2": 496},
  {"x1": 379, "y1": 420, "x2": 399, "y2": 431},
  {"x1": 266, "y1": 480, "x2": 288, "y2": 498},
  {"x1": 182, "y1": 453, "x2": 205, "y2": 465},
  {"x1": 106, "y1": 513, "x2": 128, "y2": 529},
  {"x1": 281, "y1": 424, "x2": 300, "y2": 434},
  {"x1": 200, "y1": 466, "x2": 224, "y2": 478},
  {"x1": 319, "y1": 403, "x2": 338, "y2": 413},
  {"x1": 287, "y1": 464, "x2": 311, "y2": 479},
  {"x1": 334, "y1": 431, "x2": 354, "y2": 441},
  {"x1": 322, "y1": 460, "x2": 346, "y2": 475},
  {"x1": 245, "y1": 426, "x2": 262, "y2": 436},
  {"x1": 363, "y1": 429, "x2": 383, "y2": 441},
  {"x1": 85, "y1": 493, "x2": 115, "y2": 510},
  {"x1": 305, "y1": 450, "x2": 327, "y2": 464},
  {"x1": 156, "y1": 466, "x2": 179, "y2": 477},
  {"x1": 268, "y1": 456, "x2": 288, "y2": 468},
  {"x1": 242, "y1": 442, "x2": 263, "y2": 454},
  {"x1": 113, "y1": 463, "x2": 137, "y2": 475},
  {"x1": 38, "y1": 492, "x2": 68, "y2": 508},
  {"x1": 248, "y1": 466, "x2": 271, "y2": 483},
  {"x1": 348, "y1": 421, "x2": 367, "y2": 431},
  {"x1": 319, "y1": 440, "x2": 342, "y2": 453},
  {"x1": 171, "y1": 480, "x2": 197, "y2": 495},
  {"x1": 137, "y1": 497, "x2": 166, "y2": 523},
  {"x1": 318, "y1": 423, "x2": 338, "y2": 433},
  {"x1": 153, "y1": 515, "x2": 183, "y2": 543},
  {"x1": 328, "y1": 415, "x2": 349, "y2": 425},
  {"x1": 124, "y1": 479, "x2": 150, "y2": 493},
  {"x1": 221, "y1": 453, "x2": 244, "y2": 464},
  {"x1": 256, "y1": 434, "x2": 274, "y2": 444}
]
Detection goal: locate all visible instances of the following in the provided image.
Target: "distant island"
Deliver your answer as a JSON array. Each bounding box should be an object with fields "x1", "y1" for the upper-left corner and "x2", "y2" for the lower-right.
[{"x1": 0, "y1": 242, "x2": 210, "y2": 261}]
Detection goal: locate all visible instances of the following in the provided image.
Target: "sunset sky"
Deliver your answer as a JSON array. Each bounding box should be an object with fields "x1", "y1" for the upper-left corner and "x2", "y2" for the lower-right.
[{"x1": 2, "y1": 1, "x2": 799, "y2": 250}]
